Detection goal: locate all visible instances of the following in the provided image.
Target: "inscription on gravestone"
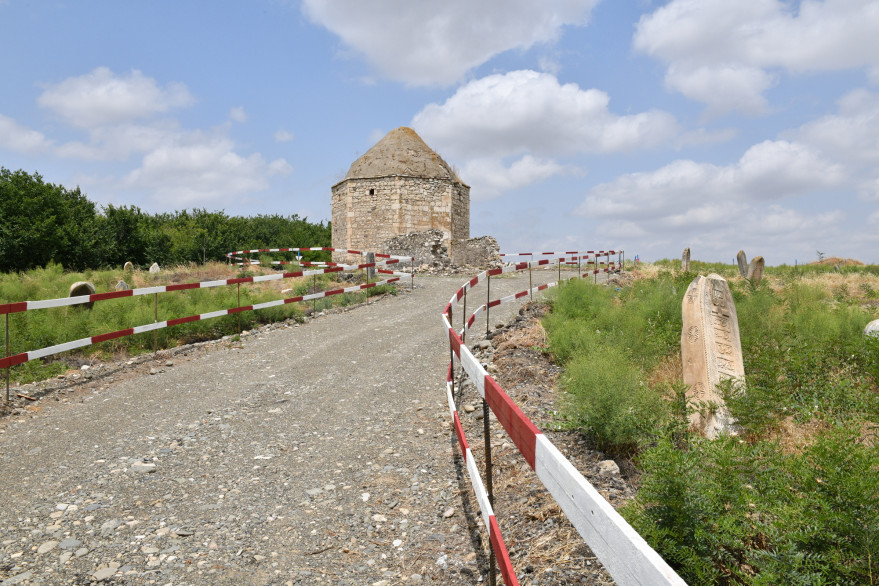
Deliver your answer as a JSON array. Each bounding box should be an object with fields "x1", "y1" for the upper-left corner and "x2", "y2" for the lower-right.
[
  {"x1": 736, "y1": 250, "x2": 748, "y2": 278},
  {"x1": 682, "y1": 247, "x2": 690, "y2": 272},
  {"x1": 681, "y1": 274, "x2": 744, "y2": 438}
]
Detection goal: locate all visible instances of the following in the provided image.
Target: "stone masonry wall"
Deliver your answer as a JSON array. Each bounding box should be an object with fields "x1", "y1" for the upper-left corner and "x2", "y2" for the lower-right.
[{"x1": 331, "y1": 175, "x2": 469, "y2": 263}]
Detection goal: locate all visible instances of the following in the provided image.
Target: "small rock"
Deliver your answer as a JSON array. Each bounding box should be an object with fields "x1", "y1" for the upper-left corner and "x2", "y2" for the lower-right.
[
  {"x1": 598, "y1": 460, "x2": 620, "y2": 476},
  {"x1": 442, "y1": 507, "x2": 455, "y2": 518},
  {"x1": 92, "y1": 567, "x2": 116, "y2": 581},
  {"x1": 361, "y1": 493, "x2": 370, "y2": 502},
  {"x1": 371, "y1": 514, "x2": 387, "y2": 523},
  {"x1": 37, "y1": 540, "x2": 59, "y2": 554},
  {"x1": 463, "y1": 404, "x2": 475, "y2": 413},
  {"x1": 149, "y1": 262, "x2": 160, "y2": 274},
  {"x1": 131, "y1": 461, "x2": 157, "y2": 474},
  {"x1": 58, "y1": 538, "x2": 82, "y2": 550}
]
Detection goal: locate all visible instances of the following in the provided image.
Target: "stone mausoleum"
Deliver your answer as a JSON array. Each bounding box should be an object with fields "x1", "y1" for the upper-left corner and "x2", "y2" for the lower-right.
[{"x1": 331, "y1": 127, "x2": 470, "y2": 262}]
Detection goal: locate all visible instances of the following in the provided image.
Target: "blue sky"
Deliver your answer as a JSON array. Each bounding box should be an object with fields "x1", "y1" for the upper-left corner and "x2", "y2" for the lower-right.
[{"x1": 2, "y1": 1, "x2": 878, "y2": 263}]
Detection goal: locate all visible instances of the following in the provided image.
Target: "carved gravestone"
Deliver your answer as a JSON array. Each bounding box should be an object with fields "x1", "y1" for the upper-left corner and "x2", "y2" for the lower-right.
[
  {"x1": 123, "y1": 261, "x2": 134, "y2": 271},
  {"x1": 747, "y1": 256, "x2": 765, "y2": 284},
  {"x1": 69, "y1": 281, "x2": 96, "y2": 309},
  {"x1": 149, "y1": 263, "x2": 160, "y2": 274},
  {"x1": 681, "y1": 274, "x2": 744, "y2": 438},
  {"x1": 115, "y1": 280, "x2": 130, "y2": 291},
  {"x1": 865, "y1": 319, "x2": 879, "y2": 337},
  {"x1": 736, "y1": 250, "x2": 748, "y2": 278},
  {"x1": 682, "y1": 247, "x2": 690, "y2": 272}
]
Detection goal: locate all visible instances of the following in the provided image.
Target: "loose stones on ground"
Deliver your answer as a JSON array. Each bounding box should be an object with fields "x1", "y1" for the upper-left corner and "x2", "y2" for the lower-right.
[{"x1": 681, "y1": 273, "x2": 745, "y2": 438}]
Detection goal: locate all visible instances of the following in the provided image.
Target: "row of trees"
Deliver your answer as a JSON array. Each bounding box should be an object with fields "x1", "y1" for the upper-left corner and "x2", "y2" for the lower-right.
[{"x1": 0, "y1": 168, "x2": 331, "y2": 273}]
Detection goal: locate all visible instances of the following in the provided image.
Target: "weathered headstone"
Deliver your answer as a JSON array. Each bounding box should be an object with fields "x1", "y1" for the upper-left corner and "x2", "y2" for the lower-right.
[
  {"x1": 115, "y1": 280, "x2": 130, "y2": 291},
  {"x1": 149, "y1": 263, "x2": 160, "y2": 274},
  {"x1": 123, "y1": 261, "x2": 134, "y2": 271},
  {"x1": 69, "y1": 281, "x2": 96, "y2": 309},
  {"x1": 366, "y1": 252, "x2": 375, "y2": 280},
  {"x1": 682, "y1": 247, "x2": 690, "y2": 272},
  {"x1": 865, "y1": 319, "x2": 879, "y2": 337},
  {"x1": 747, "y1": 256, "x2": 765, "y2": 284},
  {"x1": 681, "y1": 274, "x2": 744, "y2": 438},
  {"x1": 736, "y1": 250, "x2": 748, "y2": 278}
]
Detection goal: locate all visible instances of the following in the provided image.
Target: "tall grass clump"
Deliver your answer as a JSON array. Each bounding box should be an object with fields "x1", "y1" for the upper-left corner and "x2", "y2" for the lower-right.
[{"x1": 552, "y1": 262, "x2": 879, "y2": 584}]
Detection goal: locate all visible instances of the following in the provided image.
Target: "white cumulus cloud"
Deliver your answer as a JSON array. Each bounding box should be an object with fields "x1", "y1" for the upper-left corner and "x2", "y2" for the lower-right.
[
  {"x1": 301, "y1": 0, "x2": 600, "y2": 85},
  {"x1": 634, "y1": 0, "x2": 879, "y2": 114},
  {"x1": 0, "y1": 114, "x2": 53, "y2": 153},
  {"x1": 37, "y1": 67, "x2": 194, "y2": 127}
]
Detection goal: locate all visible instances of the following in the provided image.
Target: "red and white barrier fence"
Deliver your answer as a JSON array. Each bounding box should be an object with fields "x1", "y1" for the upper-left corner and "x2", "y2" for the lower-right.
[
  {"x1": 1, "y1": 250, "x2": 412, "y2": 372},
  {"x1": 443, "y1": 250, "x2": 686, "y2": 585}
]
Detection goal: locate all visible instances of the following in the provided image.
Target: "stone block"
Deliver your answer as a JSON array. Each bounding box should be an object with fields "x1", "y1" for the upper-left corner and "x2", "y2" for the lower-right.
[
  {"x1": 736, "y1": 250, "x2": 748, "y2": 278},
  {"x1": 681, "y1": 274, "x2": 744, "y2": 438},
  {"x1": 747, "y1": 256, "x2": 764, "y2": 284}
]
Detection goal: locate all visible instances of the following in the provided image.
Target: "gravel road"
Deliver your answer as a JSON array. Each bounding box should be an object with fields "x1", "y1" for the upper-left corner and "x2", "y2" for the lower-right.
[{"x1": 0, "y1": 270, "x2": 577, "y2": 585}]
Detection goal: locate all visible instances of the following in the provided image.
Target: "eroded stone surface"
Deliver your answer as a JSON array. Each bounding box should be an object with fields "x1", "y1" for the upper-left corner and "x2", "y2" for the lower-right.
[
  {"x1": 149, "y1": 263, "x2": 160, "y2": 273},
  {"x1": 681, "y1": 274, "x2": 744, "y2": 438},
  {"x1": 682, "y1": 247, "x2": 690, "y2": 272},
  {"x1": 736, "y1": 250, "x2": 748, "y2": 278},
  {"x1": 747, "y1": 256, "x2": 765, "y2": 284}
]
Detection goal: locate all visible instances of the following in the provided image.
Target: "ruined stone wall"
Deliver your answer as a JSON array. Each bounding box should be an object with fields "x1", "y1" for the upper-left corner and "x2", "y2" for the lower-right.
[
  {"x1": 448, "y1": 235, "x2": 500, "y2": 267},
  {"x1": 331, "y1": 175, "x2": 469, "y2": 263}
]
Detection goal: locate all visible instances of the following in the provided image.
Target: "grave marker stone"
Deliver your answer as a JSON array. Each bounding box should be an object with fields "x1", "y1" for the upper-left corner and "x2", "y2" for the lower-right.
[
  {"x1": 123, "y1": 261, "x2": 134, "y2": 271},
  {"x1": 69, "y1": 281, "x2": 96, "y2": 310},
  {"x1": 736, "y1": 250, "x2": 748, "y2": 278},
  {"x1": 865, "y1": 319, "x2": 879, "y2": 337},
  {"x1": 115, "y1": 280, "x2": 130, "y2": 291},
  {"x1": 149, "y1": 263, "x2": 160, "y2": 274},
  {"x1": 682, "y1": 247, "x2": 690, "y2": 272},
  {"x1": 747, "y1": 256, "x2": 765, "y2": 284},
  {"x1": 681, "y1": 274, "x2": 744, "y2": 438}
]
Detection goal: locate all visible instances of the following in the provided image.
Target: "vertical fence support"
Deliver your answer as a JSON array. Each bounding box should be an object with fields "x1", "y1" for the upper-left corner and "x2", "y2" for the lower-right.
[
  {"x1": 5, "y1": 313, "x2": 9, "y2": 404},
  {"x1": 448, "y1": 304, "x2": 455, "y2": 404},
  {"x1": 594, "y1": 254, "x2": 598, "y2": 284},
  {"x1": 462, "y1": 288, "x2": 467, "y2": 344},
  {"x1": 153, "y1": 292, "x2": 159, "y2": 353},
  {"x1": 237, "y1": 283, "x2": 242, "y2": 334},
  {"x1": 529, "y1": 262, "x2": 533, "y2": 300},
  {"x1": 313, "y1": 275, "x2": 317, "y2": 313},
  {"x1": 411, "y1": 256, "x2": 414, "y2": 291},
  {"x1": 577, "y1": 254, "x2": 581, "y2": 280},
  {"x1": 484, "y1": 397, "x2": 497, "y2": 586},
  {"x1": 486, "y1": 273, "x2": 491, "y2": 337},
  {"x1": 558, "y1": 257, "x2": 561, "y2": 284}
]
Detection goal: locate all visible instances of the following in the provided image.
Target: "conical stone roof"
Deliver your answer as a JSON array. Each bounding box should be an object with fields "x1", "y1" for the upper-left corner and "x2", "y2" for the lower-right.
[{"x1": 343, "y1": 127, "x2": 464, "y2": 184}]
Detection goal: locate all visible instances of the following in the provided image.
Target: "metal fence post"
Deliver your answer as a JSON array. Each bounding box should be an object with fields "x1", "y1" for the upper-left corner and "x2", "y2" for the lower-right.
[
  {"x1": 484, "y1": 398, "x2": 497, "y2": 586},
  {"x1": 462, "y1": 288, "x2": 467, "y2": 343},
  {"x1": 154, "y1": 292, "x2": 159, "y2": 352},
  {"x1": 529, "y1": 262, "x2": 533, "y2": 300},
  {"x1": 486, "y1": 273, "x2": 491, "y2": 337},
  {"x1": 5, "y1": 313, "x2": 9, "y2": 403},
  {"x1": 411, "y1": 256, "x2": 414, "y2": 291}
]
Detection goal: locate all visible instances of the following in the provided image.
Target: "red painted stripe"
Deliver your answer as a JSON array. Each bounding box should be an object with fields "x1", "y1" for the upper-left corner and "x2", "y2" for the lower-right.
[
  {"x1": 375, "y1": 253, "x2": 391, "y2": 258},
  {"x1": 469, "y1": 276, "x2": 479, "y2": 288},
  {"x1": 444, "y1": 303, "x2": 451, "y2": 317},
  {"x1": 92, "y1": 328, "x2": 134, "y2": 344},
  {"x1": 447, "y1": 361, "x2": 453, "y2": 382},
  {"x1": 484, "y1": 375, "x2": 540, "y2": 470},
  {"x1": 515, "y1": 262, "x2": 528, "y2": 270},
  {"x1": 467, "y1": 314, "x2": 476, "y2": 328},
  {"x1": 387, "y1": 278, "x2": 400, "y2": 284},
  {"x1": 229, "y1": 306, "x2": 252, "y2": 314},
  {"x1": 324, "y1": 289, "x2": 343, "y2": 297},
  {"x1": 167, "y1": 315, "x2": 201, "y2": 326},
  {"x1": 456, "y1": 288, "x2": 464, "y2": 301},
  {"x1": 227, "y1": 277, "x2": 255, "y2": 285},
  {"x1": 488, "y1": 299, "x2": 501, "y2": 308},
  {"x1": 0, "y1": 353, "x2": 28, "y2": 369},
  {"x1": 515, "y1": 291, "x2": 528, "y2": 299},
  {"x1": 166, "y1": 283, "x2": 200, "y2": 292},
  {"x1": 448, "y1": 327, "x2": 462, "y2": 358},
  {"x1": 282, "y1": 271, "x2": 305, "y2": 278},
  {"x1": 90, "y1": 290, "x2": 134, "y2": 302},
  {"x1": 541, "y1": 251, "x2": 554, "y2": 255},
  {"x1": 0, "y1": 302, "x2": 29, "y2": 315},
  {"x1": 489, "y1": 517, "x2": 519, "y2": 586},
  {"x1": 357, "y1": 263, "x2": 375, "y2": 269},
  {"x1": 325, "y1": 267, "x2": 344, "y2": 273},
  {"x1": 362, "y1": 282, "x2": 377, "y2": 289},
  {"x1": 259, "y1": 248, "x2": 270, "y2": 252},
  {"x1": 347, "y1": 249, "x2": 360, "y2": 254},
  {"x1": 321, "y1": 247, "x2": 333, "y2": 251},
  {"x1": 453, "y1": 412, "x2": 469, "y2": 458},
  {"x1": 377, "y1": 269, "x2": 393, "y2": 274},
  {"x1": 487, "y1": 268, "x2": 503, "y2": 277},
  {"x1": 284, "y1": 296, "x2": 304, "y2": 304},
  {"x1": 565, "y1": 251, "x2": 577, "y2": 254},
  {"x1": 537, "y1": 284, "x2": 548, "y2": 291},
  {"x1": 537, "y1": 259, "x2": 549, "y2": 266}
]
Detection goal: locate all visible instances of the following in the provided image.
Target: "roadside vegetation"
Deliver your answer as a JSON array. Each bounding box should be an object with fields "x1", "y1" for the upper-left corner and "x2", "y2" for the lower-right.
[
  {"x1": 1, "y1": 259, "x2": 398, "y2": 386},
  {"x1": 544, "y1": 260, "x2": 879, "y2": 584}
]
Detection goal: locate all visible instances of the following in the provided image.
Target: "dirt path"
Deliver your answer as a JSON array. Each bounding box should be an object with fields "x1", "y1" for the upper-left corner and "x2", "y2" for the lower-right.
[{"x1": 0, "y1": 271, "x2": 575, "y2": 585}]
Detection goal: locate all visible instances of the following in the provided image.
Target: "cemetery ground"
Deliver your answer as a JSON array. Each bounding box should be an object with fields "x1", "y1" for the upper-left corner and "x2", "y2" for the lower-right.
[{"x1": 542, "y1": 261, "x2": 879, "y2": 585}]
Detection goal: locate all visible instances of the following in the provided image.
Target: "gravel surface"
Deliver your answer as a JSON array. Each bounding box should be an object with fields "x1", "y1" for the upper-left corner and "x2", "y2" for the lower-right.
[{"x1": 0, "y1": 270, "x2": 613, "y2": 585}]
